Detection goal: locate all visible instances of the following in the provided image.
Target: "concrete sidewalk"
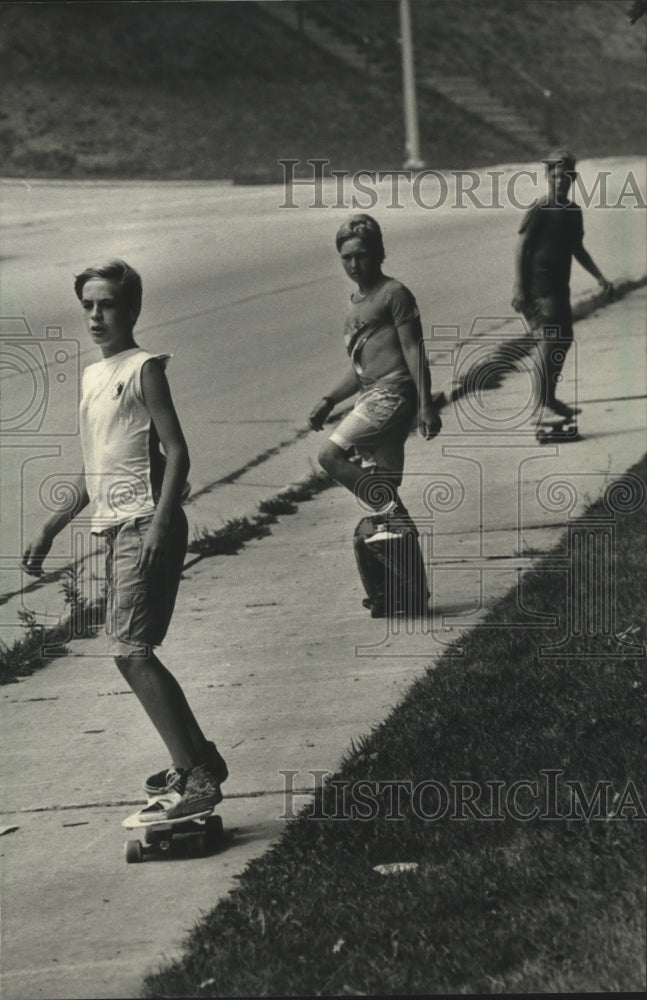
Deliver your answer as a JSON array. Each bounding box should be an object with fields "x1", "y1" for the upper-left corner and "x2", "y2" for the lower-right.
[{"x1": 1, "y1": 289, "x2": 646, "y2": 999}]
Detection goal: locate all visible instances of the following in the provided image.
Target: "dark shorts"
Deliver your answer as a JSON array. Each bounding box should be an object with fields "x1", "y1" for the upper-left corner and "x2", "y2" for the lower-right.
[
  {"x1": 329, "y1": 381, "x2": 417, "y2": 481},
  {"x1": 103, "y1": 508, "x2": 188, "y2": 657},
  {"x1": 523, "y1": 296, "x2": 573, "y2": 342}
]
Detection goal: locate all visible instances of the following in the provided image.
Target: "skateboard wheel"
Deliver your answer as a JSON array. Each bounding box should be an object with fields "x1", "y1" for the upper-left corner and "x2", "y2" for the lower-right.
[
  {"x1": 125, "y1": 839, "x2": 143, "y2": 864},
  {"x1": 204, "y1": 815, "x2": 224, "y2": 849}
]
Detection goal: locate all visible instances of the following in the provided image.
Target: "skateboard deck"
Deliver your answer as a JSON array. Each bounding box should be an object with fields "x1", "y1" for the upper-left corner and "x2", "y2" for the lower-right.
[
  {"x1": 353, "y1": 515, "x2": 428, "y2": 618},
  {"x1": 122, "y1": 803, "x2": 225, "y2": 863}
]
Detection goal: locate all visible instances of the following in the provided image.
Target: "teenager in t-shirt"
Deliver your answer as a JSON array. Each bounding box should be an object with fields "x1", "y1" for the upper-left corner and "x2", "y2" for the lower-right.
[
  {"x1": 22, "y1": 259, "x2": 228, "y2": 821},
  {"x1": 512, "y1": 150, "x2": 613, "y2": 418},
  {"x1": 309, "y1": 214, "x2": 442, "y2": 541}
]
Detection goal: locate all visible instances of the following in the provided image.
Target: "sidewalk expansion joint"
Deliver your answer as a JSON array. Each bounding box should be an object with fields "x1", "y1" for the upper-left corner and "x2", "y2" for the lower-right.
[
  {"x1": 429, "y1": 554, "x2": 540, "y2": 566},
  {"x1": 6, "y1": 788, "x2": 314, "y2": 815},
  {"x1": 429, "y1": 521, "x2": 573, "y2": 537},
  {"x1": 578, "y1": 393, "x2": 647, "y2": 405}
]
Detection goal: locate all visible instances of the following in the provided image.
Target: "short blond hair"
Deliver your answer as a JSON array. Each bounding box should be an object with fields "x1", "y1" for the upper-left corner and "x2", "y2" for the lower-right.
[
  {"x1": 335, "y1": 214, "x2": 385, "y2": 263},
  {"x1": 74, "y1": 258, "x2": 142, "y2": 319}
]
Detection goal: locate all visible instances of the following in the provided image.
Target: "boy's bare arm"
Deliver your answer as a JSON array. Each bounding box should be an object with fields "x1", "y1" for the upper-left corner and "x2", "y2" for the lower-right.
[
  {"x1": 397, "y1": 318, "x2": 442, "y2": 440},
  {"x1": 21, "y1": 471, "x2": 90, "y2": 576},
  {"x1": 140, "y1": 359, "x2": 190, "y2": 573},
  {"x1": 309, "y1": 367, "x2": 360, "y2": 431},
  {"x1": 511, "y1": 231, "x2": 529, "y2": 312},
  {"x1": 573, "y1": 244, "x2": 613, "y2": 293}
]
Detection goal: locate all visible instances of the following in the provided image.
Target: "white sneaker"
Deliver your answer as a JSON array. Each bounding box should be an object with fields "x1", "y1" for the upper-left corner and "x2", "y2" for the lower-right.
[
  {"x1": 365, "y1": 505, "x2": 418, "y2": 544},
  {"x1": 365, "y1": 513, "x2": 406, "y2": 544},
  {"x1": 138, "y1": 763, "x2": 223, "y2": 822},
  {"x1": 365, "y1": 527, "x2": 402, "y2": 544}
]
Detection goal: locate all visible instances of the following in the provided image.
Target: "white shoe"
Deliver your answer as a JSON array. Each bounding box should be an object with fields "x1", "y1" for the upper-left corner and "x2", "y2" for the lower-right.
[
  {"x1": 365, "y1": 526, "x2": 402, "y2": 544},
  {"x1": 365, "y1": 503, "x2": 418, "y2": 544}
]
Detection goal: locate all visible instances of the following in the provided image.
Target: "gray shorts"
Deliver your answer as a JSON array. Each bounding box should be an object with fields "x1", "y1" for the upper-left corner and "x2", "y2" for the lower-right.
[
  {"x1": 103, "y1": 508, "x2": 187, "y2": 657},
  {"x1": 524, "y1": 296, "x2": 574, "y2": 342},
  {"x1": 329, "y1": 382, "x2": 417, "y2": 482}
]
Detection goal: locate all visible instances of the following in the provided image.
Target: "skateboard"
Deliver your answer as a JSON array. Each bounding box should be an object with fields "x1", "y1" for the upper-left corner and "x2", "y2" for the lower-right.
[
  {"x1": 536, "y1": 414, "x2": 580, "y2": 443},
  {"x1": 353, "y1": 515, "x2": 429, "y2": 618},
  {"x1": 122, "y1": 803, "x2": 225, "y2": 863}
]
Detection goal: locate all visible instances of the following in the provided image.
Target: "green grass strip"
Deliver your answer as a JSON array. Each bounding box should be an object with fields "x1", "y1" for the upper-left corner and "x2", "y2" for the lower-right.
[
  {"x1": 188, "y1": 470, "x2": 332, "y2": 555},
  {"x1": 186, "y1": 470, "x2": 332, "y2": 560},
  {"x1": 143, "y1": 455, "x2": 647, "y2": 997},
  {"x1": 0, "y1": 471, "x2": 332, "y2": 686}
]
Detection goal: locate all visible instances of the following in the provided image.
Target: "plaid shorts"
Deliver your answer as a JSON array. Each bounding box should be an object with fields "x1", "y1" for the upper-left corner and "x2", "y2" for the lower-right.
[
  {"x1": 103, "y1": 508, "x2": 188, "y2": 657},
  {"x1": 329, "y1": 381, "x2": 417, "y2": 481}
]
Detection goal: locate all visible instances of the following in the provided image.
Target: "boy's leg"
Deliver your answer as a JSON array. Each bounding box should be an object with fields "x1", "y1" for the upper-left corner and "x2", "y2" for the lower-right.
[
  {"x1": 107, "y1": 511, "x2": 227, "y2": 792},
  {"x1": 536, "y1": 338, "x2": 574, "y2": 411},
  {"x1": 115, "y1": 652, "x2": 208, "y2": 771},
  {"x1": 318, "y1": 440, "x2": 401, "y2": 508},
  {"x1": 361, "y1": 424, "x2": 418, "y2": 536},
  {"x1": 527, "y1": 298, "x2": 575, "y2": 414},
  {"x1": 318, "y1": 439, "x2": 374, "y2": 494},
  {"x1": 112, "y1": 653, "x2": 227, "y2": 819},
  {"x1": 318, "y1": 384, "x2": 416, "y2": 511}
]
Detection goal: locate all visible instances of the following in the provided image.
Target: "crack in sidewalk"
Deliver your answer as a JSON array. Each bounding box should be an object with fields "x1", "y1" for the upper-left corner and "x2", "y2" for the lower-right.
[
  {"x1": 4, "y1": 787, "x2": 315, "y2": 816},
  {"x1": 2, "y1": 277, "x2": 644, "y2": 619}
]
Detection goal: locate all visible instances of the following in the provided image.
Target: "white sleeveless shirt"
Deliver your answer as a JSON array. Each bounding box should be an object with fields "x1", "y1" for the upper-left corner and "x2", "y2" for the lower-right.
[{"x1": 80, "y1": 348, "x2": 177, "y2": 533}]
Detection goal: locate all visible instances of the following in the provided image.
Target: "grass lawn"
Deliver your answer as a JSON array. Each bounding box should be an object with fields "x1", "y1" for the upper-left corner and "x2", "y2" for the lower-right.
[
  {"x1": 143, "y1": 454, "x2": 647, "y2": 997},
  {"x1": 0, "y1": 1, "x2": 643, "y2": 180},
  {"x1": 0, "y1": 471, "x2": 332, "y2": 685}
]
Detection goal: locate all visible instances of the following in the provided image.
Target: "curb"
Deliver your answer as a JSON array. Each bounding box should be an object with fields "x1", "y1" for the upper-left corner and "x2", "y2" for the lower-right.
[
  {"x1": 449, "y1": 274, "x2": 647, "y2": 402},
  {"x1": 271, "y1": 274, "x2": 647, "y2": 501},
  {"x1": 4, "y1": 277, "x2": 644, "y2": 682}
]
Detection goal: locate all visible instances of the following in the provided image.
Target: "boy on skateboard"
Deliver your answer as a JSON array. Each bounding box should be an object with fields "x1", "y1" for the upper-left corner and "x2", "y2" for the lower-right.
[
  {"x1": 309, "y1": 214, "x2": 441, "y2": 541},
  {"x1": 511, "y1": 149, "x2": 613, "y2": 420},
  {"x1": 21, "y1": 259, "x2": 228, "y2": 821}
]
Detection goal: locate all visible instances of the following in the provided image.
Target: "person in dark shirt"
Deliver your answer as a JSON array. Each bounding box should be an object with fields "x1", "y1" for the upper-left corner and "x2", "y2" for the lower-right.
[{"x1": 511, "y1": 150, "x2": 613, "y2": 418}]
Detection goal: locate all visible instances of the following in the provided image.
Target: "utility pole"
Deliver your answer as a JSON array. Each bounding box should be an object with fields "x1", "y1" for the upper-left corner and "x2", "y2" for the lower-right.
[{"x1": 399, "y1": 0, "x2": 424, "y2": 169}]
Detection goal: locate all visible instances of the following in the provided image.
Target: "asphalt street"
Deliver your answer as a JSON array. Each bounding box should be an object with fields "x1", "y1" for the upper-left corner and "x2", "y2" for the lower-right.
[
  {"x1": 1, "y1": 158, "x2": 644, "y2": 627},
  {"x1": 0, "y1": 160, "x2": 645, "y2": 998}
]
